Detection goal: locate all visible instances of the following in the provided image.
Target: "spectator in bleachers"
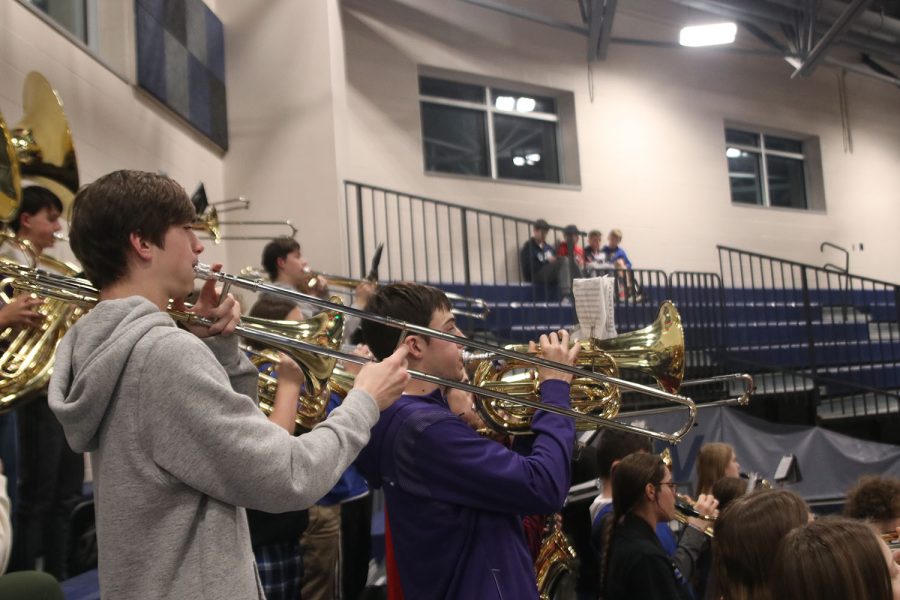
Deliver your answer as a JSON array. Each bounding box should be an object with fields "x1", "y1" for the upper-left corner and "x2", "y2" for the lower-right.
[
  {"x1": 603, "y1": 228, "x2": 638, "y2": 300},
  {"x1": 556, "y1": 225, "x2": 585, "y2": 299},
  {"x1": 519, "y1": 218, "x2": 557, "y2": 285},
  {"x1": 844, "y1": 475, "x2": 900, "y2": 538},
  {"x1": 584, "y1": 229, "x2": 603, "y2": 264}
]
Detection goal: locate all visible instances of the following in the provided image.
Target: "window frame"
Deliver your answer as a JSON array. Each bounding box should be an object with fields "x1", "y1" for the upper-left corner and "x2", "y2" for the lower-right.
[
  {"x1": 724, "y1": 125, "x2": 821, "y2": 211},
  {"x1": 419, "y1": 75, "x2": 564, "y2": 185}
]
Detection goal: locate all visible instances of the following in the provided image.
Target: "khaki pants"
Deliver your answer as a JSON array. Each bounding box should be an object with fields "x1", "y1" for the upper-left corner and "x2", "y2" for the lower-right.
[{"x1": 300, "y1": 504, "x2": 342, "y2": 600}]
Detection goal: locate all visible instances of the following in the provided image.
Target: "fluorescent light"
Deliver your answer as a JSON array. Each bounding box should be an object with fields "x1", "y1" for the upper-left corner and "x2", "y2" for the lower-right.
[
  {"x1": 525, "y1": 153, "x2": 541, "y2": 162},
  {"x1": 725, "y1": 147, "x2": 742, "y2": 158},
  {"x1": 495, "y1": 96, "x2": 515, "y2": 111},
  {"x1": 515, "y1": 97, "x2": 536, "y2": 113},
  {"x1": 679, "y1": 22, "x2": 737, "y2": 47},
  {"x1": 512, "y1": 156, "x2": 526, "y2": 167}
]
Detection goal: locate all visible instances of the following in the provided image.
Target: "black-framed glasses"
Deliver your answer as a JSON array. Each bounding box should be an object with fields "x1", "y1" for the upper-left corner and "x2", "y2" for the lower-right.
[{"x1": 657, "y1": 481, "x2": 681, "y2": 491}]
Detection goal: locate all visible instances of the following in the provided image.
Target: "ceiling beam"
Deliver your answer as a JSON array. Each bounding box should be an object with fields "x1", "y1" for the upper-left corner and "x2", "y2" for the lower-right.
[
  {"x1": 792, "y1": 0, "x2": 875, "y2": 77},
  {"x1": 588, "y1": 0, "x2": 619, "y2": 61},
  {"x1": 458, "y1": 0, "x2": 588, "y2": 36}
]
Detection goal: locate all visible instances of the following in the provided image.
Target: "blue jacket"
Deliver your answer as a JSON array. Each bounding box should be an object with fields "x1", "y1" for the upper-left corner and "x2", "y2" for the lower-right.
[{"x1": 356, "y1": 381, "x2": 575, "y2": 600}]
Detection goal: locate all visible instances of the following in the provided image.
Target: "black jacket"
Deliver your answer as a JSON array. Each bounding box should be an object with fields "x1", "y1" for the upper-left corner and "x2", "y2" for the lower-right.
[{"x1": 603, "y1": 513, "x2": 694, "y2": 600}]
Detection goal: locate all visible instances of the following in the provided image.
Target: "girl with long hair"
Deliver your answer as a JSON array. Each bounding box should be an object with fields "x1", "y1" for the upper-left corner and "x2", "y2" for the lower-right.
[
  {"x1": 695, "y1": 443, "x2": 740, "y2": 496},
  {"x1": 712, "y1": 489, "x2": 809, "y2": 600},
  {"x1": 771, "y1": 516, "x2": 899, "y2": 600},
  {"x1": 599, "y1": 452, "x2": 692, "y2": 600}
]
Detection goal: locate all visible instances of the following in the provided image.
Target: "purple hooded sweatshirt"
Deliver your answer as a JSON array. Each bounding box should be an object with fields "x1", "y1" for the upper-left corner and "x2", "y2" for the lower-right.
[{"x1": 356, "y1": 380, "x2": 575, "y2": 600}]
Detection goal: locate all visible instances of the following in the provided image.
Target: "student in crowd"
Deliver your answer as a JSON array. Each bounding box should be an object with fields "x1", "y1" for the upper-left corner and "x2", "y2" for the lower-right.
[
  {"x1": 770, "y1": 516, "x2": 899, "y2": 600},
  {"x1": 244, "y1": 294, "x2": 309, "y2": 600},
  {"x1": 602, "y1": 228, "x2": 637, "y2": 300},
  {"x1": 695, "y1": 442, "x2": 741, "y2": 496},
  {"x1": 556, "y1": 224, "x2": 585, "y2": 298},
  {"x1": 712, "y1": 489, "x2": 810, "y2": 600},
  {"x1": 584, "y1": 229, "x2": 608, "y2": 276},
  {"x1": 598, "y1": 452, "x2": 694, "y2": 600},
  {"x1": 357, "y1": 282, "x2": 580, "y2": 599},
  {"x1": 519, "y1": 218, "x2": 556, "y2": 285},
  {"x1": 47, "y1": 170, "x2": 410, "y2": 598},
  {"x1": 261, "y1": 237, "x2": 330, "y2": 310},
  {"x1": 844, "y1": 474, "x2": 900, "y2": 537},
  {"x1": 590, "y1": 430, "x2": 716, "y2": 594},
  {"x1": 2, "y1": 186, "x2": 84, "y2": 580}
]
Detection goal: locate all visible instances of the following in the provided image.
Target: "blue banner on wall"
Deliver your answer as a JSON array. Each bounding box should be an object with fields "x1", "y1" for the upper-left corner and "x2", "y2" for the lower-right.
[{"x1": 135, "y1": 0, "x2": 228, "y2": 150}]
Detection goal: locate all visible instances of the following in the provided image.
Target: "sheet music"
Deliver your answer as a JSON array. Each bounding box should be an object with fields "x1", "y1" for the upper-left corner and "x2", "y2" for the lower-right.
[{"x1": 572, "y1": 276, "x2": 617, "y2": 341}]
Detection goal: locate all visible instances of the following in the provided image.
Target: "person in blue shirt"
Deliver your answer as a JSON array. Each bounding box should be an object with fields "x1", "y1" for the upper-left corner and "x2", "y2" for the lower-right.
[
  {"x1": 356, "y1": 282, "x2": 580, "y2": 600},
  {"x1": 602, "y1": 228, "x2": 639, "y2": 300}
]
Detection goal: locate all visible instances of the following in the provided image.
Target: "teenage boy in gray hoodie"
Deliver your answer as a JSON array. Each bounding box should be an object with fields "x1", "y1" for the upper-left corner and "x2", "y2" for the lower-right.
[{"x1": 46, "y1": 170, "x2": 410, "y2": 599}]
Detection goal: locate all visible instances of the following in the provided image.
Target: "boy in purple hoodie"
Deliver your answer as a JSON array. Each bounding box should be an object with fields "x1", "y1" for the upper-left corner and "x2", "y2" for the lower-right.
[{"x1": 356, "y1": 282, "x2": 580, "y2": 599}]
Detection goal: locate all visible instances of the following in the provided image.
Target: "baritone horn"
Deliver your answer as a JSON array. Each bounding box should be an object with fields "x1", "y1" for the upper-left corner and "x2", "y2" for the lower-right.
[
  {"x1": 466, "y1": 301, "x2": 684, "y2": 434},
  {"x1": 239, "y1": 302, "x2": 345, "y2": 432}
]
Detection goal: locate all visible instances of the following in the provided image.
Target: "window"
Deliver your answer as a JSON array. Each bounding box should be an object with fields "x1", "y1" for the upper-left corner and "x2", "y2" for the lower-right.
[
  {"x1": 17, "y1": 0, "x2": 133, "y2": 79},
  {"x1": 419, "y1": 75, "x2": 564, "y2": 184},
  {"x1": 724, "y1": 127, "x2": 816, "y2": 209}
]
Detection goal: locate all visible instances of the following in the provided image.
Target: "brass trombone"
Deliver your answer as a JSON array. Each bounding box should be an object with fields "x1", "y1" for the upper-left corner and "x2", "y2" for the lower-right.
[
  {"x1": 194, "y1": 262, "x2": 699, "y2": 443},
  {"x1": 306, "y1": 271, "x2": 491, "y2": 321},
  {"x1": 0, "y1": 261, "x2": 714, "y2": 443}
]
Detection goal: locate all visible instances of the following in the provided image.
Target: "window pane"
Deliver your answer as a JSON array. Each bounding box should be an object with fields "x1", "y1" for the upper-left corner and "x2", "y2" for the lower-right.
[
  {"x1": 421, "y1": 103, "x2": 489, "y2": 176},
  {"x1": 419, "y1": 77, "x2": 485, "y2": 103},
  {"x1": 24, "y1": 0, "x2": 88, "y2": 42},
  {"x1": 765, "y1": 135, "x2": 803, "y2": 153},
  {"x1": 493, "y1": 113, "x2": 559, "y2": 183},
  {"x1": 491, "y1": 89, "x2": 557, "y2": 114},
  {"x1": 725, "y1": 128, "x2": 759, "y2": 148},
  {"x1": 767, "y1": 155, "x2": 807, "y2": 209},
  {"x1": 727, "y1": 150, "x2": 763, "y2": 205}
]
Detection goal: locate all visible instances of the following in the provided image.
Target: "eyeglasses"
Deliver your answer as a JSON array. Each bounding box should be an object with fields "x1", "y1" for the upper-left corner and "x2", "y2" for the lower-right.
[{"x1": 657, "y1": 482, "x2": 680, "y2": 491}]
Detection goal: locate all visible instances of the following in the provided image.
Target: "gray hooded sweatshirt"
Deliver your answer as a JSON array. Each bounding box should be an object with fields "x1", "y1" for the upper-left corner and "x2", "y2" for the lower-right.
[{"x1": 49, "y1": 297, "x2": 379, "y2": 599}]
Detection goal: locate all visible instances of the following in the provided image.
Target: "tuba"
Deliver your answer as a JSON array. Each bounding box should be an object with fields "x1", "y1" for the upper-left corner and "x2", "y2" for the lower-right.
[
  {"x1": 0, "y1": 73, "x2": 82, "y2": 413},
  {"x1": 467, "y1": 301, "x2": 683, "y2": 434},
  {"x1": 239, "y1": 301, "x2": 345, "y2": 431}
]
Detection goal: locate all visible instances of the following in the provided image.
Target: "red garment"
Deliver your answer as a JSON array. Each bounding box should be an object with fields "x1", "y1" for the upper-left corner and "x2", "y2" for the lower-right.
[
  {"x1": 521, "y1": 514, "x2": 545, "y2": 562},
  {"x1": 385, "y1": 507, "x2": 404, "y2": 600},
  {"x1": 557, "y1": 242, "x2": 584, "y2": 259}
]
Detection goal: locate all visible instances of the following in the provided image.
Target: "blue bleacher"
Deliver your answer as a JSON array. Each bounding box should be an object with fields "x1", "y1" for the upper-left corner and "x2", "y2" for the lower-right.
[{"x1": 435, "y1": 279, "x2": 900, "y2": 395}]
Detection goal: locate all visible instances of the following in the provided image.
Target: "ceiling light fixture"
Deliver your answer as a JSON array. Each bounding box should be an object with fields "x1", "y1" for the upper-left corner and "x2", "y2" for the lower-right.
[{"x1": 679, "y1": 22, "x2": 737, "y2": 47}]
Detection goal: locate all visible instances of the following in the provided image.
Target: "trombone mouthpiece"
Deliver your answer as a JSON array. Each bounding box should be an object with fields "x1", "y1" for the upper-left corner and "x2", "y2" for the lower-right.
[{"x1": 194, "y1": 262, "x2": 214, "y2": 279}]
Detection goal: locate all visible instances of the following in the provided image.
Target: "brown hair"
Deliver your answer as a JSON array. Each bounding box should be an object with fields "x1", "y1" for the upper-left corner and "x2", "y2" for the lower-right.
[
  {"x1": 695, "y1": 442, "x2": 734, "y2": 496},
  {"x1": 360, "y1": 282, "x2": 451, "y2": 361},
  {"x1": 844, "y1": 475, "x2": 900, "y2": 526},
  {"x1": 69, "y1": 170, "x2": 194, "y2": 289},
  {"x1": 12, "y1": 186, "x2": 63, "y2": 233},
  {"x1": 249, "y1": 294, "x2": 298, "y2": 321},
  {"x1": 599, "y1": 452, "x2": 668, "y2": 595},
  {"x1": 770, "y1": 516, "x2": 892, "y2": 600},
  {"x1": 596, "y1": 429, "x2": 653, "y2": 480},
  {"x1": 261, "y1": 237, "x2": 300, "y2": 281},
  {"x1": 713, "y1": 489, "x2": 809, "y2": 600},
  {"x1": 710, "y1": 476, "x2": 748, "y2": 512}
]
